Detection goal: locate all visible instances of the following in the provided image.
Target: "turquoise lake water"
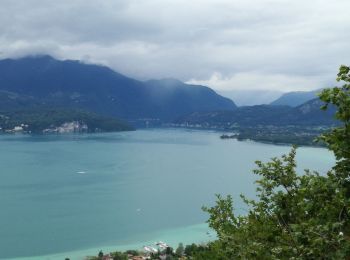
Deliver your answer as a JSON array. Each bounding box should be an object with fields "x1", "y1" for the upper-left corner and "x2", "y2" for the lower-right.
[{"x1": 0, "y1": 129, "x2": 335, "y2": 259}]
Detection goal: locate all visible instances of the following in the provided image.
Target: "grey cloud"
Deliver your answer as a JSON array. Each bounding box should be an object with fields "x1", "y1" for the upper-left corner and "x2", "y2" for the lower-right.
[{"x1": 0, "y1": 0, "x2": 349, "y2": 91}]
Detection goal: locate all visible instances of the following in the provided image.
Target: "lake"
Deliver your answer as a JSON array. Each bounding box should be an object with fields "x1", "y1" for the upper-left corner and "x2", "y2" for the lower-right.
[{"x1": 0, "y1": 129, "x2": 335, "y2": 259}]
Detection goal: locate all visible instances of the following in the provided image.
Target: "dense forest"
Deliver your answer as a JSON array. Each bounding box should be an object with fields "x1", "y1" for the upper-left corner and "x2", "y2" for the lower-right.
[{"x1": 0, "y1": 108, "x2": 133, "y2": 133}]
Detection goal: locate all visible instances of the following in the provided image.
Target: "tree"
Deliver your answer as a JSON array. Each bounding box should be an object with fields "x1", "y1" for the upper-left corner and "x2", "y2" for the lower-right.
[
  {"x1": 202, "y1": 65, "x2": 350, "y2": 259},
  {"x1": 111, "y1": 251, "x2": 128, "y2": 260},
  {"x1": 319, "y1": 64, "x2": 350, "y2": 176},
  {"x1": 184, "y1": 243, "x2": 198, "y2": 256},
  {"x1": 165, "y1": 246, "x2": 174, "y2": 255},
  {"x1": 175, "y1": 242, "x2": 184, "y2": 256}
]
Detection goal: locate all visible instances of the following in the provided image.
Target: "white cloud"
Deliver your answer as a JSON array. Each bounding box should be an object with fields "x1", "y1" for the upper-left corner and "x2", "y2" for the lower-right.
[
  {"x1": 0, "y1": 0, "x2": 349, "y2": 91},
  {"x1": 187, "y1": 72, "x2": 329, "y2": 92}
]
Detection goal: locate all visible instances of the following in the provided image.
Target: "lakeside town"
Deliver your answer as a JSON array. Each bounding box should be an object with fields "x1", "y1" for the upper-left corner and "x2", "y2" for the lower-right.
[
  {"x1": 83, "y1": 241, "x2": 209, "y2": 260},
  {"x1": 0, "y1": 121, "x2": 88, "y2": 134}
]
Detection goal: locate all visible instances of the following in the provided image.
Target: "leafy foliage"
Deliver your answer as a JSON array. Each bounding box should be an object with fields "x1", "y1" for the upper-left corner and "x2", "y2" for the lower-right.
[
  {"x1": 175, "y1": 243, "x2": 184, "y2": 256},
  {"x1": 319, "y1": 65, "x2": 350, "y2": 175},
  {"x1": 110, "y1": 251, "x2": 128, "y2": 260},
  {"x1": 202, "y1": 66, "x2": 350, "y2": 259}
]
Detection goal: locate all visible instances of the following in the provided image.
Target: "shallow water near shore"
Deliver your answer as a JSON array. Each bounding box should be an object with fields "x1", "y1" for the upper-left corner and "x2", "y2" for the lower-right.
[
  {"x1": 0, "y1": 129, "x2": 335, "y2": 259},
  {"x1": 14, "y1": 223, "x2": 212, "y2": 260}
]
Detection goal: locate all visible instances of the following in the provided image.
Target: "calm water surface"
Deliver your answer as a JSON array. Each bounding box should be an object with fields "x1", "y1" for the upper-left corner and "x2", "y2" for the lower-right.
[{"x1": 0, "y1": 129, "x2": 335, "y2": 259}]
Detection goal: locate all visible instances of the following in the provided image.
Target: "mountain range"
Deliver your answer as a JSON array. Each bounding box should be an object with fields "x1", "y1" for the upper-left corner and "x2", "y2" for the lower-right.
[
  {"x1": 0, "y1": 55, "x2": 338, "y2": 135},
  {"x1": 174, "y1": 98, "x2": 337, "y2": 128},
  {"x1": 217, "y1": 88, "x2": 324, "y2": 107},
  {"x1": 270, "y1": 89, "x2": 322, "y2": 107},
  {"x1": 0, "y1": 55, "x2": 236, "y2": 123},
  {"x1": 218, "y1": 89, "x2": 283, "y2": 106}
]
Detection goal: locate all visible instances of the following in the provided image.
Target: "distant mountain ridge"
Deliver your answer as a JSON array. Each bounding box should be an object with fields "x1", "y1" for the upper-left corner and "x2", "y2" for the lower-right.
[
  {"x1": 270, "y1": 89, "x2": 322, "y2": 107},
  {"x1": 170, "y1": 97, "x2": 338, "y2": 146},
  {"x1": 0, "y1": 55, "x2": 335, "y2": 137},
  {"x1": 175, "y1": 98, "x2": 337, "y2": 128},
  {"x1": 218, "y1": 89, "x2": 283, "y2": 106},
  {"x1": 0, "y1": 55, "x2": 236, "y2": 122}
]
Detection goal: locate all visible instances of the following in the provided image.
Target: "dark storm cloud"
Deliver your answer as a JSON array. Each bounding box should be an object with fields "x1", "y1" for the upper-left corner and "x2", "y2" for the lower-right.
[{"x1": 1, "y1": 0, "x2": 349, "y2": 91}]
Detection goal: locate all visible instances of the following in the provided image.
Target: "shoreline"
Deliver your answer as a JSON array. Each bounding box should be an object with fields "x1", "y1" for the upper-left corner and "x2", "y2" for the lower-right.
[
  {"x1": 159, "y1": 126, "x2": 327, "y2": 148},
  {"x1": 6, "y1": 223, "x2": 214, "y2": 260}
]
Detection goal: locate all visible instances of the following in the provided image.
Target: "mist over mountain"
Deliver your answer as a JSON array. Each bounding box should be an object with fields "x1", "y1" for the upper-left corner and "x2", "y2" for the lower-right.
[
  {"x1": 0, "y1": 55, "x2": 236, "y2": 122},
  {"x1": 218, "y1": 90, "x2": 283, "y2": 106},
  {"x1": 270, "y1": 89, "x2": 322, "y2": 107},
  {"x1": 0, "y1": 55, "x2": 335, "y2": 132}
]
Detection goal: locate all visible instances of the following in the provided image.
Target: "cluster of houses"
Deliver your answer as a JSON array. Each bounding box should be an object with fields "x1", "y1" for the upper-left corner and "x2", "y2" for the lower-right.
[
  {"x1": 92, "y1": 241, "x2": 176, "y2": 260},
  {"x1": 43, "y1": 121, "x2": 88, "y2": 133},
  {"x1": 96, "y1": 253, "x2": 145, "y2": 260},
  {"x1": 0, "y1": 121, "x2": 89, "y2": 134},
  {"x1": 0, "y1": 123, "x2": 29, "y2": 133}
]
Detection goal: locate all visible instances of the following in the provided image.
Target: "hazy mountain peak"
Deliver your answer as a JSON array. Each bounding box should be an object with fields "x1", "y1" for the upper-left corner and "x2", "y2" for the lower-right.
[
  {"x1": 218, "y1": 89, "x2": 283, "y2": 106},
  {"x1": 270, "y1": 89, "x2": 323, "y2": 107},
  {"x1": 0, "y1": 55, "x2": 236, "y2": 122}
]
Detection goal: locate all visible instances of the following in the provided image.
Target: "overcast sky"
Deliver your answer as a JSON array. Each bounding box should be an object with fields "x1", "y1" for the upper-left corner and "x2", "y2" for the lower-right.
[{"x1": 1, "y1": 0, "x2": 349, "y2": 92}]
